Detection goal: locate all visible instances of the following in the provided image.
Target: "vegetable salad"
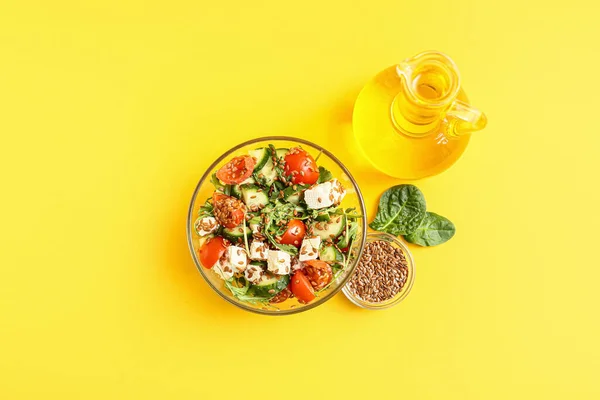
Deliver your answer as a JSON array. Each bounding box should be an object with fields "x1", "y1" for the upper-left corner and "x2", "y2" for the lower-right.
[{"x1": 194, "y1": 145, "x2": 360, "y2": 306}]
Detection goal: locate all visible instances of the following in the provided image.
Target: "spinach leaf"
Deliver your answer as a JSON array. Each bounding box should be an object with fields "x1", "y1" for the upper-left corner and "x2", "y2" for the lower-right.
[
  {"x1": 317, "y1": 166, "x2": 333, "y2": 183},
  {"x1": 404, "y1": 212, "x2": 456, "y2": 246},
  {"x1": 369, "y1": 184, "x2": 426, "y2": 235}
]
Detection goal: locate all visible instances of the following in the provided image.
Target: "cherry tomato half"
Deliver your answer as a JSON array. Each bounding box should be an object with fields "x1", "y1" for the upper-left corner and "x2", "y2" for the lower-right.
[
  {"x1": 199, "y1": 236, "x2": 228, "y2": 268},
  {"x1": 212, "y1": 192, "x2": 246, "y2": 228},
  {"x1": 216, "y1": 155, "x2": 256, "y2": 185},
  {"x1": 303, "y1": 260, "x2": 333, "y2": 291},
  {"x1": 290, "y1": 270, "x2": 316, "y2": 304},
  {"x1": 284, "y1": 148, "x2": 319, "y2": 185},
  {"x1": 278, "y1": 219, "x2": 306, "y2": 248}
]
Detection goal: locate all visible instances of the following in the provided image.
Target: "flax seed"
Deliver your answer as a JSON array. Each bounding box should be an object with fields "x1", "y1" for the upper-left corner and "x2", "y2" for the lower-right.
[{"x1": 346, "y1": 240, "x2": 408, "y2": 303}]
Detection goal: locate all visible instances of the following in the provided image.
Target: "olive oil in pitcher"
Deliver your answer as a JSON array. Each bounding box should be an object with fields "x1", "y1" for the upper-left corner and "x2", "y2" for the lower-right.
[{"x1": 353, "y1": 51, "x2": 487, "y2": 179}]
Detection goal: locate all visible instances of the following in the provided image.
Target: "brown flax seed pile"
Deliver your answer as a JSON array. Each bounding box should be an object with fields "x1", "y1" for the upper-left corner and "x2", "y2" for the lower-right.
[{"x1": 347, "y1": 240, "x2": 408, "y2": 302}]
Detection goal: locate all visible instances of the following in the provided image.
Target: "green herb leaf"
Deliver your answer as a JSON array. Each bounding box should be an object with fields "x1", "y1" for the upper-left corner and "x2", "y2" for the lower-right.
[
  {"x1": 197, "y1": 199, "x2": 214, "y2": 217},
  {"x1": 369, "y1": 184, "x2": 426, "y2": 235},
  {"x1": 317, "y1": 166, "x2": 333, "y2": 183},
  {"x1": 404, "y1": 212, "x2": 456, "y2": 246},
  {"x1": 210, "y1": 173, "x2": 224, "y2": 190},
  {"x1": 337, "y1": 221, "x2": 358, "y2": 249}
]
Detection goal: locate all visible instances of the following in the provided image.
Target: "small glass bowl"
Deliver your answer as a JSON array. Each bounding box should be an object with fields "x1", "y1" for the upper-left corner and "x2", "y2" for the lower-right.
[{"x1": 342, "y1": 232, "x2": 415, "y2": 310}]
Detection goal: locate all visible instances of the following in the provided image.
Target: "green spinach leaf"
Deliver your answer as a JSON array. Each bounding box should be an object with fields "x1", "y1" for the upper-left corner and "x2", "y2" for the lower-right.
[
  {"x1": 369, "y1": 184, "x2": 426, "y2": 235},
  {"x1": 317, "y1": 166, "x2": 333, "y2": 183},
  {"x1": 404, "y1": 212, "x2": 455, "y2": 246}
]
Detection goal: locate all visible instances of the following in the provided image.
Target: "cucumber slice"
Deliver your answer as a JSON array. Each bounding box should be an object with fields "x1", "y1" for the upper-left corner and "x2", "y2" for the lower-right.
[
  {"x1": 240, "y1": 176, "x2": 255, "y2": 185},
  {"x1": 230, "y1": 185, "x2": 242, "y2": 199},
  {"x1": 314, "y1": 212, "x2": 331, "y2": 222},
  {"x1": 240, "y1": 184, "x2": 269, "y2": 211},
  {"x1": 255, "y1": 157, "x2": 278, "y2": 186},
  {"x1": 282, "y1": 184, "x2": 308, "y2": 205},
  {"x1": 248, "y1": 148, "x2": 270, "y2": 171},
  {"x1": 222, "y1": 224, "x2": 249, "y2": 243},
  {"x1": 319, "y1": 244, "x2": 343, "y2": 263},
  {"x1": 337, "y1": 221, "x2": 358, "y2": 249},
  {"x1": 311, "y1": 215, "x2": 345, "y2": 241},
  {"x1": 286, "y1": 193, "x2": 301, "y2": 205},
  {"x1": 250, "y1": 274, "x2": 290, "y2": 297},
  {"x1": 275, "y1": 148, "x2": 289, "y2": 159}
]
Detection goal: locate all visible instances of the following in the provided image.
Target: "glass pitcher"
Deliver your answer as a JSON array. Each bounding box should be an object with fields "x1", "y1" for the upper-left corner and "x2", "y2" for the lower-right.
[{"x1": 353, "y1": 51, "x2": 487, "y2": 179}]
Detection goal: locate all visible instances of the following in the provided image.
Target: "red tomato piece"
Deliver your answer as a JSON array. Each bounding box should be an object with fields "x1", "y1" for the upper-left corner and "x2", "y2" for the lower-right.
[
  {"x1": 278, "y1": 219, "x2": 306, "y2": 248},
  {"x1": 290, "y1": 270, "x2": 316, "y2": 304},
  {"x1": 199, "y1": 236, "x2": 228, "y2": 268},
  {"x1": 216, "y1": 155, "x2": 256, "y2": 185},
  {"x1": 284, "y1": 148, "x2": 319, "y2": 185},
  {"x1": 303, "y1": 260, "x2": 333, "y2": 291},
  {"x1": 212, "y1": 192, "x2": 245, "y2": 228}
]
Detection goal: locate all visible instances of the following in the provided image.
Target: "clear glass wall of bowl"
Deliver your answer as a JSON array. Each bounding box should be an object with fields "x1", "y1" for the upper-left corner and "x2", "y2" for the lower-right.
[{"x1": 187, "y1": 137, "x2": 367, "y2": 315}]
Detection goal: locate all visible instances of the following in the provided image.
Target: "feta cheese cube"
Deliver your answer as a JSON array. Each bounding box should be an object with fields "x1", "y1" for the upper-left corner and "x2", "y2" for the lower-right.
[
  {"x1": 299, "y1": 236, "x2": 321, "y2": 261},
  {"x1": 291, "y1": 257, "x2": 303, "y2": 271},
  {"x1": 304, "y1": 179, "x2": 346, "y2": 209},
  {"x1": 267, "y1": 250, "x2": 291, "y2": 275},
  {"x1": 212, "y1": 261, "x2": 234, "y2": 280},
  {"x1": 249, "y1": 241, "x2": 269, "y2": 260},
  {"x1": 195, "y1": 216, "x2": 218, "y2": 236},
  {"x1": 244, "y1": 263, "x2": 264, "y2": 284},
  {"x1": 227, "y1": 245, "x2": 248, "y2": 273},
  {"x1": 330, "y1": 179, "x2": 346, "y2": 204}
]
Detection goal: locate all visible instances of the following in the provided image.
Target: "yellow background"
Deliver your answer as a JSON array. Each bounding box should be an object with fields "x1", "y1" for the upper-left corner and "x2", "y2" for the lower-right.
[{"x1": 2, "y1": 1, "x2": 599, "y2": 398}]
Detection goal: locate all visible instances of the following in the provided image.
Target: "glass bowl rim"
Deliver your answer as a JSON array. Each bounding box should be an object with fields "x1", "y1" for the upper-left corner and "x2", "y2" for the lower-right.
[
  {"x1": 186, "y1": 136, "x2": 368, "y2": 315},
  {"x1": 342, "y1": 232, "x2": 416, "y2": 310}
]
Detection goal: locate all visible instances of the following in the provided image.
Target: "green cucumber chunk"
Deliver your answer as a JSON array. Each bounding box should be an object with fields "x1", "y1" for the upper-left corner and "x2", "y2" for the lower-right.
[
  {"x1": 222, "y1": 224, "x2": 249, "y2": 243},
  {"x1": 319, "y1": 244, "x2": 343, "y2": 262},
  {"x1": 240, "y1": 184, "x2": 269, "y2": 211},
  {"x1": 230, "y1": 185, "x2": 242, "y2": 199},
  {"x1": 311, "y1": 215, "x2": 345, "y2": 241},
  {"x1": 248, "y1": 148, "x2": 270, "y2": 171},
  {"x1": 275, "y1": 148, "x2": 289, "y2": 159},
  {"x1": 250, "y1": 274, "x2": 290, "y2": 297}
]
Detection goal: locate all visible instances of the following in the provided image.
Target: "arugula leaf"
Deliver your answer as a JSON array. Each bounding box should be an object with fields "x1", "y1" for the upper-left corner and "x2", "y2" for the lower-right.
[
  {"x1": 404, "y1": 212, "x2": 456, "y2": 246},
  {"x1": 262, "y1": 228, "x2": 299, "y2": 255},
  {"x1": 337, "y1": 221, "x2": 358, "y2": 249},
  {"x1": 369, "y1": 184, "x2": 426, "y2": 235},
  {"x1": 197, "y1": 199, "x2": 214, "y2": 217},
  {"x1": 224, "y1": 278, "x2": 272, "y2": 304},
  {"x1": 210, "y1": 173, "x2": 224, "y2": 190},
  {"x1": 317, "y1": 166, "x2": 333, "y2": 183}
]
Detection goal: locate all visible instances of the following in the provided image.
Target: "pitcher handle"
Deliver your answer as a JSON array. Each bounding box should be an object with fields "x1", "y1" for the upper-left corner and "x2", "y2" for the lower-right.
[{"x1": 444, "y1": 100, "x2": 488, "y2": 137}]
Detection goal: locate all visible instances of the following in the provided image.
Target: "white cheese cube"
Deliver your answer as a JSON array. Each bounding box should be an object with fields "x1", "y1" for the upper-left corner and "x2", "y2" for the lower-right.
[
  {"x1": 244, "y1": 263, "x2": 264, "y2": 284},
  {"x1": 267, "y1": 250, "x2": 291, "y2": 275},
  {"x1": 330, "y1": 179, "x2": 346, "y2": 204},
  {"x1": 291, "y1": 257, "x2": 303, "y2": 271},
  {"x1": 304, "y1": 180, "x2": 346, "y2": 209},
  {"x1": 195, "y1": 216, "x2": 218, "y2": 236},
  {"x1": 249, "y1": 241, "x2": 269, "y2": 260},
  {"x1": 212, "y1": 261, "x2": 234, "y2": 280},
  {"x1": 299, "y1": 236, "x2": 321, "y2": 261},
  {"x1": 227, "y1": 245, "x2": 248, "y2": 273},
  {"x1": 304, "y1": 182, "x2": 333, "y2": 209}
]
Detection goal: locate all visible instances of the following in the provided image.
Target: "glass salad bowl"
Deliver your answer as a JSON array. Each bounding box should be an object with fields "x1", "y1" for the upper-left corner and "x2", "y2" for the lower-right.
[{"x1": 186, "y1": 137, "x2": 367, "y2": 315}]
